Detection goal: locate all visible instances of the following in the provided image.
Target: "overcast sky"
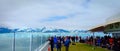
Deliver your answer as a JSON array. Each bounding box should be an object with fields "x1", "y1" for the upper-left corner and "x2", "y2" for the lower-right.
[{"x1": 0, "y1": 0, "x2": 120, "y2": 30}]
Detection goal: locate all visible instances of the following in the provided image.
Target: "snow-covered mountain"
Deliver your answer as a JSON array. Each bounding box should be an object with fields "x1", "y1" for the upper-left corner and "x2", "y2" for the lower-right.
[
  {"x1": 0, "y1": 26, "x2": 88, "y2": 33},
  {"x1": 14, "y1": 27, "x2": 70, "y2": 33},
  {"x1": 0, "y1": 27, "x2": 12, "y2": 33}
]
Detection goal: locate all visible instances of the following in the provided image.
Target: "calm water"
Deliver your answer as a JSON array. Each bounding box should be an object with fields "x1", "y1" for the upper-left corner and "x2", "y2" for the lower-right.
[{"x1": 0, "y1": 32, "x2": 111, "y2": 51}]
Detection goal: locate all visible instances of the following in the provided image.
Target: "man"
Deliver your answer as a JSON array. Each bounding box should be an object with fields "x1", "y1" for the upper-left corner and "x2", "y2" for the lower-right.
[
  {"x1": 64, "y1": 37, "x2": 70, "y2": 51},
  {"x1": 57, "y1": 39, "x2": 61, "y2": 51},
  {"x1": 49, "y1": 37, "x2": 54, "y2": 51},
  {"x1": 54, "y1": 36, "x2": 58, "y2": 48}
]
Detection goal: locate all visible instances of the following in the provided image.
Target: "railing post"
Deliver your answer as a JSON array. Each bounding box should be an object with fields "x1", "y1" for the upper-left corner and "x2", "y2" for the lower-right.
[
  {"x1": 41, "y1": 36, "x2": 42, "y2": 46},
  {"x1": 30, "y1": 34, "x2": 33, "y2": 51},
  {"x1": 12, "y1": 32, "x2": 15, "y2": 51}
]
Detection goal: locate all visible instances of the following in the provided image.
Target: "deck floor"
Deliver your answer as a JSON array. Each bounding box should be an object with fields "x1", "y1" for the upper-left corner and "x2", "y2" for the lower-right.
[{"x1": 53, "y1": 43, "x2": 109, "y2": 51}]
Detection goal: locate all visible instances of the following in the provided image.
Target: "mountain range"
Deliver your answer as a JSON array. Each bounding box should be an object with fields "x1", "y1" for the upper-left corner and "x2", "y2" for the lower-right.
[{"x1": 0, "y1": 27, "x2": 88, "y2": 33}]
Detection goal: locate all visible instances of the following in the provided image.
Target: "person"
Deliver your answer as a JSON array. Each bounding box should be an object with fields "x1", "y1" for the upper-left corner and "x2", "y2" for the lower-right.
[
  {"x1": 86, "y1": 36, "x2": 89, "y2": 44},
  {"x1": 54, "y1": 36, "x2": 58, "y2": 48},
  {"x1": 79, "y1": 36, "x2": 81, "y2": 42},
  {"x1": 97, "y1": 37, "x2": 101, "y2": 46},
  {"x1": 109, "y1": 37, "x2": 114, "y2": 50},
  {"x1": 57, "y1": 39, "x2": 61, "y2": 51},
  {"x1": 90, "y1": 36, "x2": 93, "y2": 45},
  {"x1": 64, "y1": 37, "x2": 71, "y2": 51},
  {"x1": 49, "y1": 37, "x2": 54, "y2": 51},
  {"x1": 72, "y1": 36, "x2": 75, "y2": 43},
  {"x1": 76, "y1": 36, "x2": 79, "y2": 42},
  {"x1": 61, "y1": 36, "x2": 65, "y2": 44},
  {"x1": 101, "y1": 37, "x2": 107, "y2": 48},
  {"x1": 71, "y1": 36, "x2": 75, "y2": 45},
  {"x1": 112, "y1": 38, "x2": 120, "y2": 51}
]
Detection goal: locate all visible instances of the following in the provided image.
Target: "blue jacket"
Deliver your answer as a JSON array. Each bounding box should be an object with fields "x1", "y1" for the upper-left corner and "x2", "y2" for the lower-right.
[
  {"x1": 64, "y1": 39, "x2": 70, "y2": 47},
  {"x1": 97, "y1": 39, "x2": 101, "y2": 43},
  {"x1": 54, "y1": 37, "x2": 57, "y2": 44}
]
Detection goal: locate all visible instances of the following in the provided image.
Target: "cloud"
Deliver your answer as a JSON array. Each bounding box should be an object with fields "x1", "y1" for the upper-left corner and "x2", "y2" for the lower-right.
[
  {"x1": 0, "y1": 0, "x2": 120, "y2": 30},
  {"x1": 42, "y1": 16, "x2": 68, "y2": 22}
]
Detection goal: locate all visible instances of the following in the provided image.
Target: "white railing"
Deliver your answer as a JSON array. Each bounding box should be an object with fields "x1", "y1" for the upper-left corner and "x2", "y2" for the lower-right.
[
  {"x1": 0, "y1": 32, "x2": 49, "y2": 51},
  {"x1": 35, "y1": 41, "x2": 50, "y2": 51}
]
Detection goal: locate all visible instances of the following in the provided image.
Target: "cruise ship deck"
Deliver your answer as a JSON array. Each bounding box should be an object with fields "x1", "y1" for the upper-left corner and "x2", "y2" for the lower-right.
[{"x1": 0, "y1": 0, "x2": 120, "y2": 51}]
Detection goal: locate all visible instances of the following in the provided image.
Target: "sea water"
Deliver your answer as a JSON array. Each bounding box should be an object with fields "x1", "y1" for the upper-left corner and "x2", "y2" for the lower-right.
[{"x1": 0, "y1": 32, "x2": 111, "y2": 51}]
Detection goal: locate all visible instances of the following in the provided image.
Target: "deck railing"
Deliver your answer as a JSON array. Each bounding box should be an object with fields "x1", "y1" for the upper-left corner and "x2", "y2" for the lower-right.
[
  {"x1": 0, "y1": 32, "x2": 49, "y2": 51},
  {"x1": 35, "y1": 41, "x2": 50, "y2": 51}
]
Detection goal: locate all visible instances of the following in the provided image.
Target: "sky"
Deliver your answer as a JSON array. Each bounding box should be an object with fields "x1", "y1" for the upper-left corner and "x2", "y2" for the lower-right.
[{"x1": 0, "y1": 0, "x2": 120, "y2": 30}]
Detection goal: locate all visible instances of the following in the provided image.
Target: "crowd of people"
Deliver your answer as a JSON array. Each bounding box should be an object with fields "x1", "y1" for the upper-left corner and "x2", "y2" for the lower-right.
[
  {"x1": 49, "y1": 36, "x2": 71, "y2": 51},
  {"x1": 48, "y1": 35, "x2": 120, "y2": 51},
  {"x1": 84, "y1": 36, "x2": 120, "y2": 51}
]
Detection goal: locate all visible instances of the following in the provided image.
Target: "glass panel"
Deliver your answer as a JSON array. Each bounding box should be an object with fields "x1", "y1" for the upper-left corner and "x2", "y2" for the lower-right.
[
  {"x1": 32, "y1": 34, "x2": 41, "y2": 51},
  {"x1": 0, "y1": 33, "x2": 13, "y2": 51},
  {"x1": 15, "y1": 32, "x2": 30, "y2": 51},
  {"x1": 32, "y1": 33, "x2": 49, "y2": 51}
]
